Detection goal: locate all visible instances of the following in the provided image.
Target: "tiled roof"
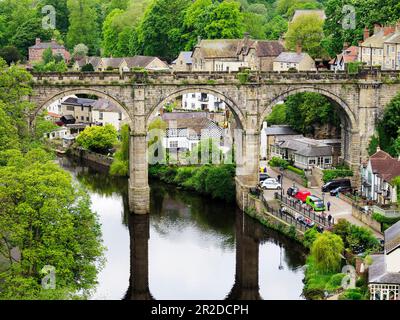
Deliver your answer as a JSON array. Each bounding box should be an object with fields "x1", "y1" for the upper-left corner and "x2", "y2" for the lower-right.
[
  {"x1": 102, "y1": 58, "x2": 124, "y2": 69},
  {"x1": 124, "y1": 56, "x2": 157, "y2": 68},
  {"x1": 361, "y1": 29, "x2": 395, "y2": 48},
  {"x1": 368, "y1": 254, "x2": 400, "y2": 284},
  {"x1": 385, "y1": 31, "x2": 400, "y2": 44},
  {"x1": 274, "y1": 52, "x2": 309, "y2": 63},
  {"x1": 62, "y1": 97, "x2": 97, "y2": 107},
  {"x1": 385, "y1": 220, "x2": 400, "y2": 254},
  {"x1": 164, "y1": 115, "x2": 222, "y2": 136},
  {"x1": 276, "y1": 137, "x2": 333, "y2": 157},
  {"x1": 30, "y1": 40, "x2": 65, "y2": 50},
  {"x1": 172, "y1": 52, "x2": 193, "y2": 65},
  {"x1": 370, "y1": 150, "x2": 400, "y2": 183},
  {"x1": 92, "y1": 99, "x2": 120, "y2": 113},
  {"x1": 196, "y1": 39, "x2": 284, "y2": 59}
]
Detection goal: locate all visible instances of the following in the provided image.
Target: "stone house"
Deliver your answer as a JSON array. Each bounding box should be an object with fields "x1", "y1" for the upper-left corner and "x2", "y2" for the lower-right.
[
  {"x1": 61, "y1": 97, "x2": 96, "y2": 124},
  {"x1": 358, "y1": 25, "x2": 395, "y2": 67},
  {"x1": 72, "y1": 57, "x2": 101, "y2": 71},
  {"x1": 369, "y1": 220, "x2": 400, "y2": 300},
  {"x1": 171, "y1": 51, "x2": 193, "y2": 71},
  {"x1": 271, "y1": 136, "x2": 336, "y2": 170},
  {"x1": 119, "y1": 56, "x2": 169, "y2": 72},
  {"x1": 383, "y1": 24, "x2": 400, "y2": 70},
  {"x1": 29, "y1": 38, "x2": 71, "y2": 64},
  {"x1": 181, "y1": 92, "x2": 225, "y2": 112},
  {"x1": 273, "y1": 47, "x2": 316, "y2": 71},
  {"x1": 161, "y1": 112, "x2": 223, "y2": 152},
  {"x1": 191, "y1": 34, "x2": 284, "y2": 72},
  {"x1": 329, "y1": 45, "x2": 359, "y2": 71},
  {"x1": 92, "y1": 98, "x2": 126, "y2": 131},
  {"x1": 361, "y1": 149, "x2": 400, "y2": 205}
]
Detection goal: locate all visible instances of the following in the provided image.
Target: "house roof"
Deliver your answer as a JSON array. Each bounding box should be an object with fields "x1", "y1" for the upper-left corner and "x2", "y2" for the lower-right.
[
  {"x1": 368, "y1": 254, "x2": 400, "y2": 284},
  {"x1": 385, "y1": 220, "x2": 400, "y2": 254},
  {"x1": 276, "y1": 137, "x2": 333, "y2": 157},
  {"x1": 369, "y1": 149, "x2": 400, "y2": 183},
  {"x1": 172, "y1": 51, "x2": 193, "y2": 65},
  {"x1": 124, "y1": 56, "x2": 159, "y2": 68},
  {"x1": 92, "y1": 99, "x2": 121, "y2": 113},
  {"x1": 361, "y1": 29, "x2": 395, "y2": 48},
  {"x1": 163, "y1": 114, "x2": 222, "y2": 136},
  {"x1": 274, "y1": 52, "x2": 310, "y2": 63},
  {"x1": 101, "y1": 58, "x2": 124, "y2": 69},
  {"x1": 264, "y1": 125, "x2": 298, "y2": 136},
  {"x1": 30, "y1": 40, "x2": 65, "y2": 50},
  {"x1": 385, "y1": 31, "x2": 400, "y2": 44},
  {"x1": 195, "y1": 39, "x2": 284, "y2": 59},
  {"x1": 162, "y1": 111, "x2": 209, "y2": 121},
  {"x1": 62, "y1": 97, "x2": 97, "y2": 107},
  {"x1": 291, "y1": 9, "x2": 326, "y2": 22}
]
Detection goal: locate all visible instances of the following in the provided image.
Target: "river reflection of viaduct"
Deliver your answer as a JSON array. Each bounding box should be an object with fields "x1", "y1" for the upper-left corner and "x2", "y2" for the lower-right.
[
  {"x1": 124, "y1": 211, "x2": 278, "y2": 300},
  {"x1": 29, "y1": 70, "x2": 397, "y2": 214}
]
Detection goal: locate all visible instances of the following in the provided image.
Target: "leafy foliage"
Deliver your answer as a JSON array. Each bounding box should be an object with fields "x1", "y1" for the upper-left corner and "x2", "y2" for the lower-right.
[
  {"x1": 76, "y1": 124, "x2": 118, "y2": 154},
  {"x1": 310, "y1": 231, "x2": 344, "y2": 273},
  {"x1": 110, "y1": 124, "x2": 130, "y2": 176},
  {"x1": 322, "y1": 169, "x2": 353, "y2": 183}
]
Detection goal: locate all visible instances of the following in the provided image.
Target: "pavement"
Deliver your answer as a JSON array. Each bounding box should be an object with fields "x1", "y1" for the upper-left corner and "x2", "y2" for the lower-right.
[{"x1": 260, "y1": 162, "x2": 383, "y2": 239}]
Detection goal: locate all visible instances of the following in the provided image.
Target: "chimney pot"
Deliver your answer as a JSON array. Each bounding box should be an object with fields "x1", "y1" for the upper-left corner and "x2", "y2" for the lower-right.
[
  {"x1": 36, "y1": 38, "x2": 41, "y2": 45},
  {"x1": 363, "y1": 27, "x2": 369, "y2": 41},
  {"x1": 374, "y1": 23, "x2": 382, "y2": 34},
  {"x1": 296, "y1": 43, "x2": 302, "y2": 54},
  {"x1": 343, "y1": 42, "x2": 349, "y2": 50}
]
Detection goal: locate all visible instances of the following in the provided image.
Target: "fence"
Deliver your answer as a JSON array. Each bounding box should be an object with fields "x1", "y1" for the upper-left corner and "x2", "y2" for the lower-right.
[
  {"x1": 274, "y1": 193, "x2": 332, "y2": 227},
  {"x1": 261, "y1": 196, "x2": 308, "y2": 233}
]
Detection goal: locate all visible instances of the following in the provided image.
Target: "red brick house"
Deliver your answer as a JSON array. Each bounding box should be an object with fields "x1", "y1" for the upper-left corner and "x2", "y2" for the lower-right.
[{"x1": 28, "y1": 38, "x2": 71, "y2": 64}]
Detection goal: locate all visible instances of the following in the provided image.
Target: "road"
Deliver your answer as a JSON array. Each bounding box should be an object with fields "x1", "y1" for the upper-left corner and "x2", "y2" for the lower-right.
[{"x1": 260, "y1": 163, "x2": 383, "y2": 239}]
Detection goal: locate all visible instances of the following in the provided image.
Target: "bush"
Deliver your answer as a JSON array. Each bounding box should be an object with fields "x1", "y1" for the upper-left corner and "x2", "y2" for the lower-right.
[
  {"x1": 323, "y1": 169, "x2": 353, "y2": 183},
  {"x1": 304, "y1": 227, "x2": 319, "y2": 248},
  {"x1": 287, "y1": 165, "x2": 305, "y2": 177},
  {"x1": 205, "y1": 166, "x2": 236, "y2": 202},
  {"x1": 76, "y1": 124, "x2": 118, "y2": 154},
  {"x1": 339, "y1": 288, "x2": 363, "y2": 300},
  {"x1": 372, "y1": 213, "x2": 400, "y2": 231},
  {"x1": 269, "y1": 157, "x2": 289, "y2": 169}
]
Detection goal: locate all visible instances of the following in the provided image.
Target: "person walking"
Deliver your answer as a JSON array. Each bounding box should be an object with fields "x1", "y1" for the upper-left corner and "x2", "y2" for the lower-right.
[
  {"x1": 327, "y1": 201, "x2": 331, "y2": 211},
  {"x1": 328, "y1": 214, "x2": 332, "y2": 225}
]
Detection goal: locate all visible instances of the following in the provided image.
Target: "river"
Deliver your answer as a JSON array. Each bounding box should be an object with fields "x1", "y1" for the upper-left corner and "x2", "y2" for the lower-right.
[{"x1": 58, "y1": 157, "x2": 307, "y2": 300}]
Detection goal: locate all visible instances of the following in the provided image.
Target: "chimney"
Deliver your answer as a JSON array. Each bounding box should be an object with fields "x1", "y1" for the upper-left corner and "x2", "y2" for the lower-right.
[
  {"x1": 384, "y1": 26, "x2": 395, "y2": 36},
  {"x1": 374, "y1": 23, "x2": 382, "y2": 34},
  {"x1": 35, "y1": 38, "x2": 41, "y2": 45},
  {"x1": 197, "y1": 35, "x2": 202, "y2": 45},
  {"x1": 244, "y1": 32, "x2": 250, "y2": 41},
  {"x1": 396, "y1": 21, "x2": 400, "y2": 32},
  {"x1": 363, "y1": 27, "x2": 369, "y2": 41},
  {"x1": 296, "y1": 43, "x2": 302, "y2": 54},
  {"x1": 343, "y1": 42, "x2": 349, "y2": 50}
]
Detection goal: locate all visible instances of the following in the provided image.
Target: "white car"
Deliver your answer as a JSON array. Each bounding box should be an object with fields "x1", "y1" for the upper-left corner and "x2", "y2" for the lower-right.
[{"x1": 261, "y1": 178, "x2": 282, "y2": 190}]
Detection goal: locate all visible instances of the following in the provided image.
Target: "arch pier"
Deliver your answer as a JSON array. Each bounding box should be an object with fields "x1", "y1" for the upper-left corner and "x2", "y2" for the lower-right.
[{"x1": 29, "y1": 71, "x2": 395, "y2": 214}]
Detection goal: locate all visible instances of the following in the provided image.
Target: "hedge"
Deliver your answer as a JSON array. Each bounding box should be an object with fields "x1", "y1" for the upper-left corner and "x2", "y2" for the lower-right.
[
  {"x1": 323, "y1": 169, "x2": 353, "y2": 183},
  {"x1": 372, "y1": 212, "x2": 400, "y2": 231},
  {"x1": 287, "y1": 165, "x2": 305, "y2": 177},
  {"x1": 269, "y1": 157, "x2": 289, "y2": 169}
]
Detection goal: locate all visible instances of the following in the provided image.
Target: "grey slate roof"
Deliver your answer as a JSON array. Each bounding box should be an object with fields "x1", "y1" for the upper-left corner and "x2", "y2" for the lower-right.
[
  {"x1": 385, "y1": 220, "x2": 400, "y2": 254},
  {"x1": 172, "y1": 52, "x2": 193, "y2": 65},
  {"x1": 264, "y1": 126, "x2": 298, "y2": 136},
  {"x1": 368, "y1": 254, "x2": 400, "y2": 284},
  {"x1": 30, "y1": 41, "x2": 65, "y2": 50},
  {"x1": 276, "y1": 137, "x2": 333, "y2": 157},
  {"x1": 124, "y1": 56, "x2": 159, "y2": 68},
  {"x1": 62, "y1": 97, "x2": 97, "y2": 107},
  {"x1": 92, "y1": 99, "x2": 120, "y2": 113},
  {"x1": 274, "y1": 52, "x2": 308, "y2": 63}
]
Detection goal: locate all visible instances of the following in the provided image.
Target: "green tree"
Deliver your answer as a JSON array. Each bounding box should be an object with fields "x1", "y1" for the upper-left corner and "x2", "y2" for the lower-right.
[
  {"x1": 0, "y1": 46, "x2": 21, "y2": 65},
  {"x1": 42, "y1": 47, "x2": 54, "y2": 64},
  {"x1": 285, "y1": 13, "x2": 325, "y2": 58},
  {"x1": 72, "y1": 43, "x2": 89, "y2": 60},
  {"x1": 76, "y1": 124, "x2": 118, "y2": 154},
  {"x1": 67, "y1": 0, "x2": 101, "y2": 55},
  {"x1": 110, "y1": 124, "x2": 130, "y2": 176},
  {"x1": 136, "y1": 0, "x2": 191, "y2": 61},
  {"x1": 311, "y1": 232, "x2": 344, "y2": 273},
  {"x1": 102, "y1": 9, "x2": 124, "y2": 56},
  {"x1": 266, "y1": 103, "x2": 287, "y2": 125},
  {"x1": 264, "y1": 15, "x2": 288, "y2": 40}
]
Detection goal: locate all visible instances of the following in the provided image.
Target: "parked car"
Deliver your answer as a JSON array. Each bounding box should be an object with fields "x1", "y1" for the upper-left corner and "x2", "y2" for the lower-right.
[
  {"x1": 259, "y1": 173, "x2": 270, "y2": 182},
  {"x1": 294, "y1": 190, "x2": 311, "y2": 203},
  {"x1": 306, "y1": 195, "x2": 326, "y2": 212},
  {"x1": 329, "y1": 185, "x2": 352, "y2": 196},
  {"x1": 322, "y1": 179, "x2": 351, "y2": 192},
  {"x1": 287, "y1": 186, "x2": 299, "y2": 197},
  {"x1": 261, "y1": 178, "x2": 282, "y2": 190}
]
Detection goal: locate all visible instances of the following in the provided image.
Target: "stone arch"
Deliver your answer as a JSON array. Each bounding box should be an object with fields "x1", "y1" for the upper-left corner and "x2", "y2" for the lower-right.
[
  {"x1": 260, "y1": 86, "x2": 357, "y2": 130},
  {"x1": 146, "y1": 87, "x2": 246, "y2": 130},
  {"x1": 30, "y1": 87, "x2": 133, "y2": 129}
]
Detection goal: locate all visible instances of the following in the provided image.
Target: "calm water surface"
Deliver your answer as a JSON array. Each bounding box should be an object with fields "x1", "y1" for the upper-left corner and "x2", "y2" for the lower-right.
[{"x1": 58, "y1": 157, "x2": 307, "y2": 300}]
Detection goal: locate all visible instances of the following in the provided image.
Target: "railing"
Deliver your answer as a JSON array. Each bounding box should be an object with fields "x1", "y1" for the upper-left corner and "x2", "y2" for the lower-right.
[
  {"x1": 261, "y1": 196, "x2": 308, "y2": 233},
  {"x1": 274, "y1": 193, "x2": 332, "y2": 227}
]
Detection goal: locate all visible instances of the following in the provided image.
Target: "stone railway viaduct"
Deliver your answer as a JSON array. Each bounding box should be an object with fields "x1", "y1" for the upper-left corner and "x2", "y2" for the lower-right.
[{"x1": 28, "y1": 70, "x2": 400, "y2": 214}]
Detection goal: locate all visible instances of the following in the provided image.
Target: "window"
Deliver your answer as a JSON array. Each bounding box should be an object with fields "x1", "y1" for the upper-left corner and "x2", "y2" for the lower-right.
[
  {"x1": 118, "y1": 112, "x2": 122, "y2": 121},
  {"x1": 66, "y1": 106, "x2": 74, "y2": 111},
  {"x1": 99, "y1": 112, "x2": 103, "y2": 120},
  {"x1": 81, "y1": 116, "x2": 84, "y2": 121},
  {"x1": 81, "y1": 106, "x2": 84, "y2": 111},
  {"x1": 308, "y1": 159, "x2": 316, "y2": 165},
  {"x1": 169, "y1": 141, "x2": 178, "y2": 148},
  {"x1": 324, "y1": 157, "x2": 332, "y2": 164},
  {"x1": 86, "y1": 117, "x2": 89, "y2": 122}
]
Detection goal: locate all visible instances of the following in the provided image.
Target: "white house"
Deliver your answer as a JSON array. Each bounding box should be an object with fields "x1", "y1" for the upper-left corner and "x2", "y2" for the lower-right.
[
  {"x1": 273, "y1": 49, "x2": 316, "y2": 72},
  {"x1": 181, "y1": 93, "x2": 226, "y2": 112},
  {"x1": 161, "y1": 112, "x2": 223, "y2": 152},
  {"x1": 46, "y1": 95, "x2": 77, "y2": 116},
  {"x1": 361, "y1": 149, "x2": 400, "y2": 205},
  {"x1": 329, "y1": 45, "x2": 359, "y2": 71},
  {"x1": 369, "y1": 220, "x2": 400, "y2": 300},
  {"x1": 92, "y1": 99, "x2": 126, "y2": 131}
]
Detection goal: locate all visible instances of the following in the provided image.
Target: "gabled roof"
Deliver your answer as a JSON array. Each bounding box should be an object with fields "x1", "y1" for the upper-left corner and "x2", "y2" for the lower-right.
[
  {"x1": 385, "y1": 31, "x2": 400, "y2": 44},
  {"x1": 124, "y1": 56, "x2": 156, "y2": 68},
  {"x1": 194, "y1": 39, "x2": 284, "y2": 59},
  {"x1": 172, "y1": 52, "x2": 193, "y2": 65},
  {"x1": 274, "y1": 52, "x2": 310, "y2": 63},
  {"x1": 385, "y1": 220, "x2": 400, "y2": 254},
  {"x1": 368, "y1": 254, "x2": 400, "y2": 284},
  {"x1": 62, "y1": 97, "x2": 97, "y2": 107},
  {"x1": 276, "y1": 137, "x2": 333, "y2": 157},
  {"x1": 264, "y1": 125, "x2": 299, "y2": 136},
  {"x1": 30, "y1": 40, "x2": 65, "y2": 50},
  {"x1": 361, "y1": 29, "x2": 395, "y2": 48},
  {"x1": 92, "y1": 99, "x2": 120, "y2": 113},
  {"x1": 369, "y1": 149, "x2": 400, "y2": 183},
  {"x1": 101, "y1": 58, "x2": 124, "y2": 69}
]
